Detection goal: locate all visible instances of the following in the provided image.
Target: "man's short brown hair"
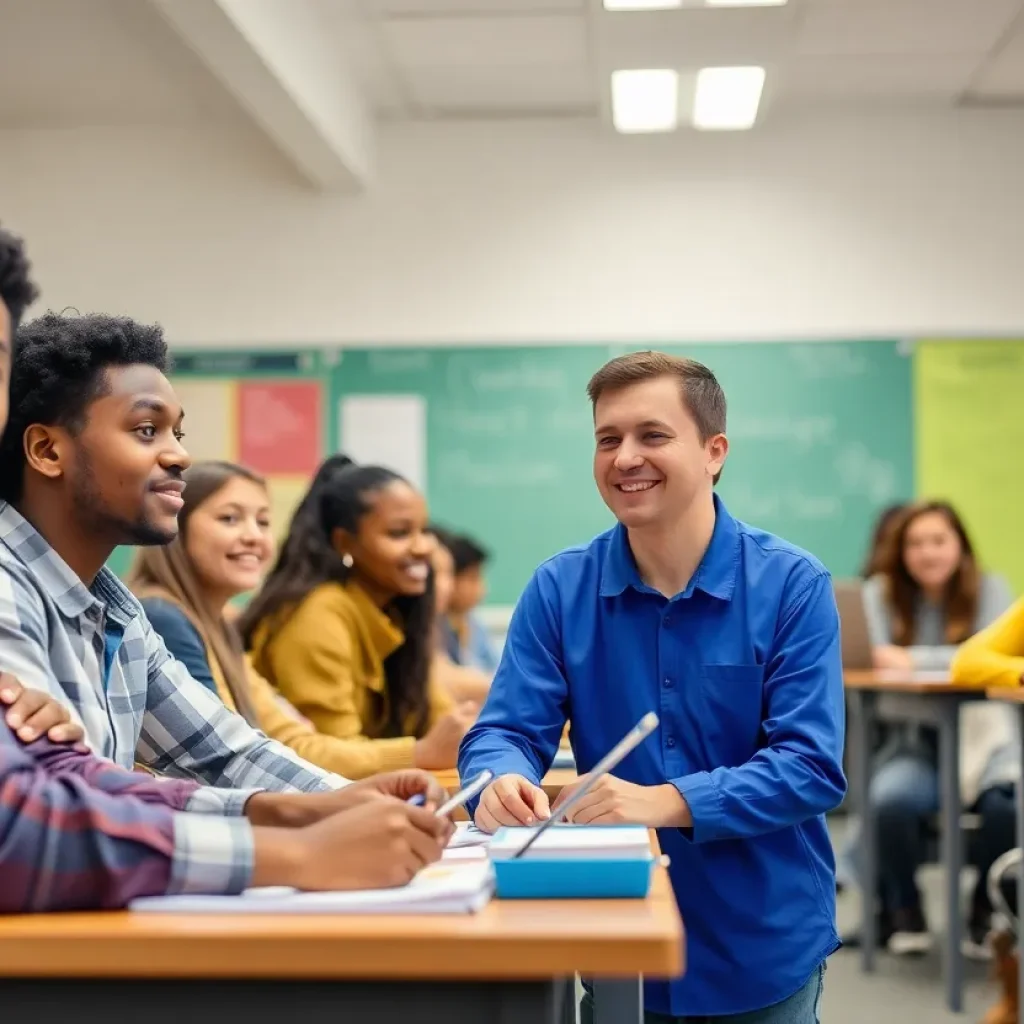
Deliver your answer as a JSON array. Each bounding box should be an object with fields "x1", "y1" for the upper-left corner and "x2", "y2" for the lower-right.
[{"x1": 586, "y1": 350, "x2": 727, "y2": 440}]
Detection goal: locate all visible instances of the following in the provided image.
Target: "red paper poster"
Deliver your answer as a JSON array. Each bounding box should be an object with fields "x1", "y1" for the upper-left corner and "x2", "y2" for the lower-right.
[{"x1": 237, "y1": 380, "x2": 322, "y2": 475}]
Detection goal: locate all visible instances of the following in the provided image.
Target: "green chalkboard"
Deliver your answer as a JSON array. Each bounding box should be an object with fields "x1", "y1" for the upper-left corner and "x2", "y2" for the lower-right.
[{"x1": 331, "y1": 342, "x2": 913, "y2": 606}]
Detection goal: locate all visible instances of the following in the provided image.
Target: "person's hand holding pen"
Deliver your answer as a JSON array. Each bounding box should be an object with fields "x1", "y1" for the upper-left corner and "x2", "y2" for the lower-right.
[
  {"x1": 550, "y1": 774, "x2": 691, "y2": 828},
  {"x1": 474, "y1": 774, "x2": 551, "y2": 832}
]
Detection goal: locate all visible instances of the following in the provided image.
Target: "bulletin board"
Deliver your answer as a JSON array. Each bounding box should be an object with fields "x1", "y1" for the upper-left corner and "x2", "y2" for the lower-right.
[{"x1": 105, "y1": 349, "x2": 331, "y2": 580}]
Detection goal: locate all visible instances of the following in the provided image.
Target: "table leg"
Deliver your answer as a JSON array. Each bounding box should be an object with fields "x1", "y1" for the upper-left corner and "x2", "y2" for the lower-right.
[
  {"x1": 1016, "y1": 705, "x2": 1024, "y2": 1024},
  {"x1": 852, "y1": 689, "x2": 878, "y2": 973},
  {"x1": 939, "y1": 704, "x2": 964, "y2": 1014},
  {"x1": 592, "y1": 979, "x2": 643, "y2": 1024}
]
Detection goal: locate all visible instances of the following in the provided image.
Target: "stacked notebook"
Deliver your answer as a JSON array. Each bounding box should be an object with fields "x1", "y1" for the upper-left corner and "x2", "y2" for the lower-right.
[
  {"x1": 488, "y1": 824, "x2": 650, "y2": 861},
  {"x1": 130, "y1": 858, "x2": 494, "y2": 916}
]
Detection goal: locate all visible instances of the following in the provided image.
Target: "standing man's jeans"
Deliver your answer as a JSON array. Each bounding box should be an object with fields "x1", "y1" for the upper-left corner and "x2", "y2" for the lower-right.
[{"x1": 578, "y1": 963, "x2": 825, "y2": 1024}]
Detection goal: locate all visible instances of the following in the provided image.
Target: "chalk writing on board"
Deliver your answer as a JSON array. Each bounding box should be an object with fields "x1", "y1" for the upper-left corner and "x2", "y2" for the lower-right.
[
  {"x1": 786, "y1": 345, "x2": 869, "y2": 379},
  {"x1": 434, "y1": 408, "x2": 531, "y2": 435},
  {"x1": 833, "y1": 443, "x2": 898, "y2": 505},
  {"x1": 728, "y1": 415, "x2": 836, "y2": 451},
  {"x1": 469, "y1": 365, "x2": 568, "y2": 393},
  {"x1": 437, "y1": 452, "x2": 561, "y2": 487},
  {"x1": 724, "y1": 483, "x2": 844, "y2": 523}
]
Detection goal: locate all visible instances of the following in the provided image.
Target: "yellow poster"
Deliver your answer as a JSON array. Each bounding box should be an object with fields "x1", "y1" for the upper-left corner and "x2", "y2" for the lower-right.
[
  {"x1": 915, "y1": 340, "x2": 1024, "y2": 595},
  {"x1": 171, "y1": 378, "x2": 237, "y2": 463}
]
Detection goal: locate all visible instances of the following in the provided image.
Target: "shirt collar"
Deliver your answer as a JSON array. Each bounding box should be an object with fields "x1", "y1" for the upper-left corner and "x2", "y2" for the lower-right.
[
  {"x1": 599, "y1": 493, "x2": 740, "y2": 602},
  {"x1": 0, "y1": 501, "x2": 141, "y2": 627}
]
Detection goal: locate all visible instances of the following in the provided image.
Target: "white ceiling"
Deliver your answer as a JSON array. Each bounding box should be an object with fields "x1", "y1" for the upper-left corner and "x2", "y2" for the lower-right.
[{"x1": 1, "y1": 0, "x2": 1022, "y2": 131}]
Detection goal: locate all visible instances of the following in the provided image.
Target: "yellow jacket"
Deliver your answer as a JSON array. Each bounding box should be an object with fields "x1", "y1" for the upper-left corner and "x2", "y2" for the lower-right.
[
  {"x1": 951, "y1": 595, "x2": 1024, "y2": 690},
  {"x1": 139, "y1": 588, "x2": 414, "y2": 781},
  {"x1": 249, "y1": 581, "x2": 454, "y2": 775}
]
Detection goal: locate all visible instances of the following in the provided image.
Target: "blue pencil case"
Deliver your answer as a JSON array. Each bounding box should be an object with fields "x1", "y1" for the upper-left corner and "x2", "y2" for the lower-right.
[{"x1": 488, "y1": 825, "x2": 655, "y2": 900}]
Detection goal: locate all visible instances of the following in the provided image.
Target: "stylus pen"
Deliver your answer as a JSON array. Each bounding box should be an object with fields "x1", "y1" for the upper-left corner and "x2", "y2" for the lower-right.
[{"x1": 511, "y1": 711, "x2": 660, "y2": 860}]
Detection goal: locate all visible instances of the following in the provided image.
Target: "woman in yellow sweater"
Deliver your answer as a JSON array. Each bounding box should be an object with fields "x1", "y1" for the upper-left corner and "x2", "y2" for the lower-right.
[
  {"x1": 240, "y1": 457, "x2": 474, "y2": 775},
  {"x1": 128, "y1": 460, "x2": 453, "y2": 781}
]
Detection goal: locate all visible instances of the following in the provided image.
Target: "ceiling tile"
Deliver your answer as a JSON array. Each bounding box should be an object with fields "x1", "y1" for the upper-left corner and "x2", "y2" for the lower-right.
[
  {"x1": 383, "y1": 13, "x2": 588, "y2": 68},
  {"x1": 798, "y1": 0, "x2": 1021, "y2": 57},
  {"x1": 968, "y1": 17, "x2": 1024, "y2": 99},
  {"x1": 367, "y1": 0, "x2": 583, "y2": 12}
]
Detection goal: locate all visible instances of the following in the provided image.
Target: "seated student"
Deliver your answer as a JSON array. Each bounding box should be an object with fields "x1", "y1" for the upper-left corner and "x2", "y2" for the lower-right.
[
  {"x1": 439, "y1": 533, "x2": 501, "y2": 673},
  {"x1": 427, "y1": 527, "x2": 490, "y2": 708},
  {"x1": 846, "y1": 500, "x2": 1013, "y2": 955},
  {"x1": 129, "y1": 459, "x2": 452, "y2": 780},
  {"x1": 0, "y1": 310, "x2": 358, "y2": 803},
  {"x1": 241, "y1": 460, "x2": 475, "y2": 774},
  {"x1": 0, "y1": 226, "x2": 451, "y2": 911}
]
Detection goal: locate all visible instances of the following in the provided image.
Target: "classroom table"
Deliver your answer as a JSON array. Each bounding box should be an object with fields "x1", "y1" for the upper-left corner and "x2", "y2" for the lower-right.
[
  {"x1": 0, "y1": 836, "x2": 683, "y2": 1024},
  {"x1": 984, "y1": 686, "x2": 1024, "y2": 1024},
  {"x1": 844, "y1": 670, "x2": 986, "y2": 1014}
]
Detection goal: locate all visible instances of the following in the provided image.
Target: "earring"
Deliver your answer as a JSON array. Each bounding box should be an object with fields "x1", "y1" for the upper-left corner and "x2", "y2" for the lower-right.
[{"x1": 341, "y1": 552, "x2": 354, "y2": 569}]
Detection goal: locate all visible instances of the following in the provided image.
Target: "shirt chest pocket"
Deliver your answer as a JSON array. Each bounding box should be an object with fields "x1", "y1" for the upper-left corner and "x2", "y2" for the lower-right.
[{"x1": 698, "y1": 663, "x2": 765, "y2": 767}]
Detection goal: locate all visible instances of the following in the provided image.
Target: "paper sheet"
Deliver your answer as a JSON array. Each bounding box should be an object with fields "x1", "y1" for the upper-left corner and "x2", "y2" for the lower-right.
[{"x1": 339, "y1": 394, "x2": 426, "y2": 491}]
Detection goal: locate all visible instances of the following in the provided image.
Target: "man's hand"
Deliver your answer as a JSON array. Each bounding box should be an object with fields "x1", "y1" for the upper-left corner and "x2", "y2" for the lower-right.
[
  {"x1": 551, "y1": 774, "x2": 691, "y2": 828},
  {"x1": 474, "y1": 774, "x2": 550, "y2": 832},
  {"x1": 245, "y1": 770, "x2": 454, "y2": 843},
  {"x1": 0, "y1": 673, "x2": 85, "y2": 745},
  {"x1": 252, "y1": 797, "x2": 451, "y2": 892}
]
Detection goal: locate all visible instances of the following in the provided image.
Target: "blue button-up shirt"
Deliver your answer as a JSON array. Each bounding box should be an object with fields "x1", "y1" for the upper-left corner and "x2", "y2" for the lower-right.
[{"x1": 458, "y1": 496, "x2": 845, "y2": 1017}]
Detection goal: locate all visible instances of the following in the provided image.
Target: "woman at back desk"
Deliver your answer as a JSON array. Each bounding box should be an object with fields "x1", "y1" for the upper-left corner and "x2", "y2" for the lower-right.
[
  {"x1": 847, "y1": 500, "x2": 1013, "y2": 956},
  {"x1": 240, "y1": 457, "x2": 475, "y2": 776}
]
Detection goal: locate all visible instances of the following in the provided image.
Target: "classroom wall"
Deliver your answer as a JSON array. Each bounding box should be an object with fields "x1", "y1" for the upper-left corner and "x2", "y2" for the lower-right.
[{"x1": 2, "y1": 109, "x2": 1024, "y2": 346}]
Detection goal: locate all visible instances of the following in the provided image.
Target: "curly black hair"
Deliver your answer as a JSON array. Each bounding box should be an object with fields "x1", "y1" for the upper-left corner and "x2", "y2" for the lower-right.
[
  {"x1": 0, "y1": 312, "x2": 169, "y2": 503},
  {"x1": 0, "y1": 224, "x2": 39, "y2": 331}
]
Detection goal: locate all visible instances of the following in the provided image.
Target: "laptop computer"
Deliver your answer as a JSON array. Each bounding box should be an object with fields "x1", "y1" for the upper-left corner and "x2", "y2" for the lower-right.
[{"x1": 833, "y1": 579, "x2": 874, "y2": 670}]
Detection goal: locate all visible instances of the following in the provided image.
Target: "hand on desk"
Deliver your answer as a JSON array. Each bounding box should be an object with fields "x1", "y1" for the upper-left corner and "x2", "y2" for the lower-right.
[
  {"x1": 0, "y1": 672, "x2": 86, "y2": 746},
  {"x1": 474, "y1": 774, "x2": 552, "y2": 832},
  {"x1": 251, "y1": 797, "x2": 451, "y2": 892},
  {"x1": 872, "y1": 644, "x2": 914, "y2": 671},
  {"x1": 552, "y1": 775, "x2": 692, "y2": 829},
  {"x1": 245, "y1": 769, "x2": 454, "y2": 835}
]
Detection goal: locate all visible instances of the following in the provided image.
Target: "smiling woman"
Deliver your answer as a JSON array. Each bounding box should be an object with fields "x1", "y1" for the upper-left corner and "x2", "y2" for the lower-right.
[{"x1": 238, "y1": 457, "x2": 475, "y2": 776}]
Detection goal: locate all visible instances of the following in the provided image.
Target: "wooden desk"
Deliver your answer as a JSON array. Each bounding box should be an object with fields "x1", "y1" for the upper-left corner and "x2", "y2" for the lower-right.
[
  {"x1": 843, "y1": 669, "x2": 984, "y2": 1014},
  {"x1": 985, "y1": 687, "x2": 1024, "y2": 1024},
  {"x1": 0, "y1": 843, "x2": 682, "y2": 1024}
]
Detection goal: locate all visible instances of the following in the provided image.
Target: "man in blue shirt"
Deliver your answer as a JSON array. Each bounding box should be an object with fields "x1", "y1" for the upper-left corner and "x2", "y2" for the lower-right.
[{"x1": 458, "y1": 350, "x2": 846, "y2": 1023}]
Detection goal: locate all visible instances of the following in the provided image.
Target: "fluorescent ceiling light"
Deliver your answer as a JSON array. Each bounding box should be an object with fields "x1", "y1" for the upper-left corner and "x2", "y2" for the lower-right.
[
  {"x1": 692, "y1": 65, "x2": 765, "y2": 130},
  {"x1": 611, "y1": 69, "x2": 679, "y2": 133},
  {"x1": 604, "y1": 0, "x2": 681, "y2": 8}
]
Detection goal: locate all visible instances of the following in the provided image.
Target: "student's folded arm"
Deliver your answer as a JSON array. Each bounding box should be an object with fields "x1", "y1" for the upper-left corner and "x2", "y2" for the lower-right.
[
  {"x1": 245, "y1": 665, "x2": 403, "y2": 780},
  {"x1": 265, "y1": 608, "x2": 418, "y2": 774},
  {"x1": 951, "y1": 597, "x2": 1024, "y2": 689},
  {"x1": 137, "y1": 624, "x2": 345, "y2": 808},
  {"x1": 457, "y1": 569, "x2": 569, "y2": 803},
  {"x1": 0, "y1": 718, "x2": 252, "y2": 911},
  {"x1": 671, "y1": 570, "x2": 847, "y2": 843}
]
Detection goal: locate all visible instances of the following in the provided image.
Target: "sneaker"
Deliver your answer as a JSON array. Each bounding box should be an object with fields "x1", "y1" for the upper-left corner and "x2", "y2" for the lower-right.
[
  {"x1": 887, "y1": 906, "x2": 933, "y2": 956},
  {"x1": 962, "y1": 914, "x2": 994, "y2": 962}
]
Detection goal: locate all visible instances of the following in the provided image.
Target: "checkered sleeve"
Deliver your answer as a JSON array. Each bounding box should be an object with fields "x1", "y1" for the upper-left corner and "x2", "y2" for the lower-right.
[
  {"x1": 136, "y1": 617, "x2": 349, "y2": 794},
  {"x1": 167, "y1": 811, "x2": 255, "y2": 895},
  {"x1": 0, "y1": 560, "x2": 70, "y2": 697}
]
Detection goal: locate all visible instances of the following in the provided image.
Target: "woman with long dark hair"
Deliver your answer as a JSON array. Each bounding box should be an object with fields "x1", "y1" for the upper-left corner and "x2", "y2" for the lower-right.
[
  {"x1": 129, "y1": 460, "x2": 448, "y2": 781},
  {"x1": 844, "y1": 500, "x2": 1013, "y2": 958},
  {"x1": 240, "y1": 458, "x2": 474, "y2": 775}
]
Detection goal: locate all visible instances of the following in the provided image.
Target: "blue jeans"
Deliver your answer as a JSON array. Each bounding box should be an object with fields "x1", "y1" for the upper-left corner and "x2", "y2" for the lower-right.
[
  {"x1": 841, "y1": 753, "x2": 939, "y2": 912},
  {"x1": 578, "y1": 963, "x2": 825, "y2": 1024}
]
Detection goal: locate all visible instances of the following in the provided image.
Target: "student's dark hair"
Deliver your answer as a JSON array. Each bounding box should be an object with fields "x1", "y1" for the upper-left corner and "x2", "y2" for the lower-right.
[
  {"x1": 860, "y1": 503, "x2": 907, "y2": 579},
  {"x1": 586, "y1": 350, "x2": 727, "y2": 485},
  {"x1": 427, "y1": 523, "x2": 458, "y2": 552},
  {"x1": 0, "y1": 312, "x2": 168, "y2": 503},
  {"x1": 879, "y1": 500, "x2": 980, "y2": 646},
  {"x1": 448, "y1": 534, "x2": 489, "y2": 574},
  {"x1": 0, "y1": 224, "x2": 39, "y2": 331},
  {"x1": 240, "y1": 457, "x2": 435, "y2": 738}
]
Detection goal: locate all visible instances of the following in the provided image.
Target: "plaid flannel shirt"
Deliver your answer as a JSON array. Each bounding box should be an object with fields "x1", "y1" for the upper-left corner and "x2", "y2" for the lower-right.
[
  {"x1": 0, "y1": 717, "x2": 254, "y2": 911},
  {"x1": 0, "y1": 502, "x2": 348, "y2": 812}
]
